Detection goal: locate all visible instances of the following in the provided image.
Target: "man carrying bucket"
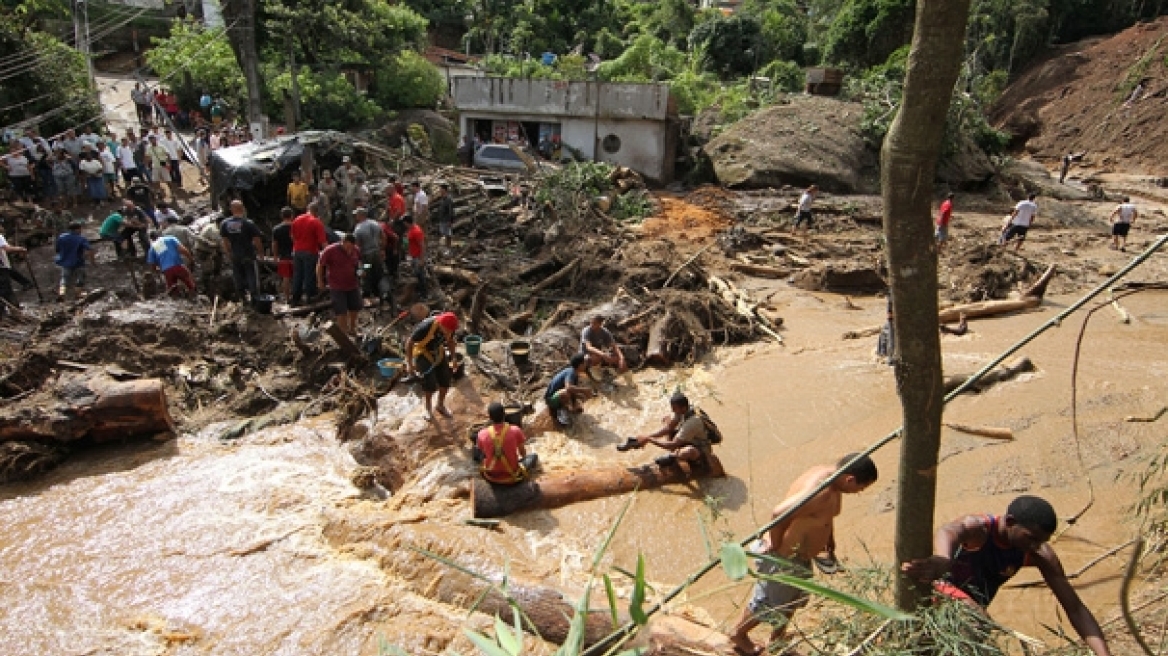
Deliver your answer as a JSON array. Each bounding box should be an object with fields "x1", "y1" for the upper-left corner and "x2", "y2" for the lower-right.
[{"x1": 405, "y1": 311, "x2": 459, "y2": 421}]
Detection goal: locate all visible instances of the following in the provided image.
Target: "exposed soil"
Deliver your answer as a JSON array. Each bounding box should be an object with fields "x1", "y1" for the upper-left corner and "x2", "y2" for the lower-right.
[{"x1": 992, "y1": 17, "x2": 1168, "y2": 177}]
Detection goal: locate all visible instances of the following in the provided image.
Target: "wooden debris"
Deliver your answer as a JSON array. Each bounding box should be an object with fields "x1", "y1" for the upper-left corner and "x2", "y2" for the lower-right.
[{"x1": 944, "y1": 422, "x2": 1014, "y2": 440}]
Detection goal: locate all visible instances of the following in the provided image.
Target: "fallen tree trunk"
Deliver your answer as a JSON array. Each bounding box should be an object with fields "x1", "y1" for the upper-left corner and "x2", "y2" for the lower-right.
[
  {"x1": 645, "y1": 310, "x2": 679, "y2": 366},
  {"x1": 532, "y1": 257, "x2": 582, "y2": 294},
  {"x1": 944, "y1": 422, "x2": 1014, "y2": 440},
  {"x1": 943, "y1": 356, "x2": 1035, "y2": 394},
  {"x1": 0, "y1": 373, "x2": 175, "y2": 443},
  {"x1": 472, "y1": 455, "x2": 725, "y2": 518},
  {"x1": 937, "y1": 265, "x2": 1056, "y2": 323},
  {"x1": 432, "y1": 265, "x2": 482, "y2": 287},
  {"x1": 730, "y1": 262, "x2": 790, "y2": 279},
  {"x1": 709, "y1": 275, "x2": 783, "y2": 343}
]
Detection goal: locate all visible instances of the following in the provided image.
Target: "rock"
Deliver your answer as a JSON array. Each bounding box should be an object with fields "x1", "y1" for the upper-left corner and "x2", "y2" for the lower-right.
[
  {"x1": 790, "y1": 264, "x2": 887, "y2": 294},
  {"x1": 999, "y1": 159, "x2": 1095, "y2": 201},
  {"x1": 936, "y1": 133, "x2": 997, "y2": 190},
  {"x1": 705, "y1": 96, "x2": 878, "y2": 194},
  {"x1": 380, "y1": 109, "x2": 458, "y2": 164}
]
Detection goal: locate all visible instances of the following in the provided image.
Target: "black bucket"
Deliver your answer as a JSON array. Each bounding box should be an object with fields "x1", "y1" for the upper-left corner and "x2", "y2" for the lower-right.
[
  {"x1": 510, "y1": 340, "x2": 531, "y2": 367},
  {"x1": 252, "y1": 294, "x2": 275, "y2": 314}
]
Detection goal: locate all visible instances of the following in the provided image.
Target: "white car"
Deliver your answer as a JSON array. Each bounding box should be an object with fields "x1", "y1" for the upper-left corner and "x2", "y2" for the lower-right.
[{"x1": 473, "y1": 144, "x2": 530, "y2": 172}]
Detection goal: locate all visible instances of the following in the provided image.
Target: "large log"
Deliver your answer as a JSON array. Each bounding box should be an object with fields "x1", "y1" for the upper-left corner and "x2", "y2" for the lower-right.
[
  {"x1": 0, "y1": 373, "x2": 175, "y2": 443},
  {"x1": 942, "y1": 356, "x2": 1035, "y2": 394},
  {"x1": 431, "y1": 265, "x2": 482, "y2": 287},
  {"x1": 472, "y1": 455, "x2": 725, "y2": 518},
  {"x1": 730, "y1": 262, "x2": 790, "y2": 279},
  {"x1": 645, "y1": 310, "x2": 679, "y2": 366},
  {"x1": 532, "y1": 257, "x2": 582, "y2": 294}
]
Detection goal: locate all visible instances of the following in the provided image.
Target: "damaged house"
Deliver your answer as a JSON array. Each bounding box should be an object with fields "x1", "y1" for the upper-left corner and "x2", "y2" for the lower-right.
[{"x1": 452, "y1": 77, "x2": 679, "y2": 183}]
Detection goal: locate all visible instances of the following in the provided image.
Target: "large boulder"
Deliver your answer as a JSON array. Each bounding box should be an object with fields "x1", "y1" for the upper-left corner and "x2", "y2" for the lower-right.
[
  {"x1": 936, "y1": 134, "x2": 997, "y2": 190},
  {"x1": 704, "y1": 96, "x2": 878, "y2": 194}
]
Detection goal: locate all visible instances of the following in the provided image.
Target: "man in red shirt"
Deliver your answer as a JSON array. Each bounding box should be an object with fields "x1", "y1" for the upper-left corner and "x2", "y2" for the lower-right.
[
  {"x1": 386, "y1": 179, "x2": 406, "y2": 221},
  {"x1": 404, "y1": 214, "x2": 427, "y2": 297},
  {"x1": 935, "y1": 192, "x2": 954, "y2": 252},
  {"x1": 290, "y1": 201, "x2": 327, "y2": 306},
  {"x1": 316, "y1": 233, "x2": 362, "y2": 335},
  {"x1": 476, "y1": 402, "x2": 538, "y2": 485}
]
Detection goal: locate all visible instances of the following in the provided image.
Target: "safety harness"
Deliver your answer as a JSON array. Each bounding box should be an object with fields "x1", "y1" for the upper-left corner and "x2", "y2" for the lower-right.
[
  {"x1": 481, "y1": 423, "x2": 526, "y2": 484},
  {"x1": 411, "y1": 319, "x2": 447, "y2": 375}
]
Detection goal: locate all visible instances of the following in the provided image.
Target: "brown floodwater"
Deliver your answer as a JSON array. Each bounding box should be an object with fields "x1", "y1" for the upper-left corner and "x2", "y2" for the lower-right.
[{"x1": 2, "y1": 287, "x2": 1166, "y2": 655}]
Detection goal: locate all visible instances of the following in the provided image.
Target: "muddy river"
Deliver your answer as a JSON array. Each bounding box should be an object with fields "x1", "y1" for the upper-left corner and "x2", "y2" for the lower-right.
[{"x1": 2, "y1": 287, "x2": 1166, "y2": 655}]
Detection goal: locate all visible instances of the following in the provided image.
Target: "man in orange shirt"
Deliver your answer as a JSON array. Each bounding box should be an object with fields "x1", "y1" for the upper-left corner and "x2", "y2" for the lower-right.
[
  {"x1": 404, "y1": 214, "x2": 427, "y2": 297},
  {"x1": 475, "y1": 402, "x2": 538, "y2": 485},
  {"x1": 386, "y1": 179, "x2": 406, "y2": 221}
]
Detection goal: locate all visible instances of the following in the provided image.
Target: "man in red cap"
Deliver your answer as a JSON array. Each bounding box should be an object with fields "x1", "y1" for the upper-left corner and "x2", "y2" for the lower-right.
[{"x1": 405, "y1": 310, "x2": 459, "y2": 420}]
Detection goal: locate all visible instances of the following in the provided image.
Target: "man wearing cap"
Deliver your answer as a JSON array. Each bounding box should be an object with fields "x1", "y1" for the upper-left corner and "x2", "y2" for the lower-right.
[
  {"x1": 291, "y1": 202, "x2": 328, "y2": 305},
  {"x1": 544, "y1": 353, "x2": 595, "y2": 426},
  {"x1": 476, "y1": 401, "x2": 538, "y2": 485},
  {"x1": 624, "y1": 392, "x2": 713, "y2": 468},
  {"x1": 580, "y1": 315, "x2": 627, "y2": 375},
  {"x1": 351, "y1": 207, "x2": 384, "y2": 300},
  {"x1": 317, "y1": 233, "x2": 363, "y2": 335},
  {"x1": 161, "y1": 212, "x2": 197, "y2": 252},
  {"x1": 54, "y1": 219, "x2": 95, "y2": 301},
  {"x1": 411, "y1": 181, "x2": 429, "y2": 228},
  {"x1": 147, "y1": 230, "x2": 196, "y2": 297},
  {"x1": 334, "y1": 156, "x2": 365, "y2": 215},
  {"x1": 405, "y1": 311, "x2": 459, "y2": 421}
]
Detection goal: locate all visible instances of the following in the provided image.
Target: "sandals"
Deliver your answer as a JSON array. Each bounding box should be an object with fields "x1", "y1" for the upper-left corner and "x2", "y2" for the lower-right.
[{"x1": 616, "y1": 437, "x2": 641, "y2": 452}]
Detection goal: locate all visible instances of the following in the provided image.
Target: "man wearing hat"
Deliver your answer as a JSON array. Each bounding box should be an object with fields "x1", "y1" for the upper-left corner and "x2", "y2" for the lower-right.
[
  {"x1": 405, "y1": 311, "x2": 459, "y2": 421},
  {"x1": 476, "y1": 401, "x2": 538, "y2": 485},
  {"x1": 54, "y1": 220, "x2": 94, "y2": 301}
]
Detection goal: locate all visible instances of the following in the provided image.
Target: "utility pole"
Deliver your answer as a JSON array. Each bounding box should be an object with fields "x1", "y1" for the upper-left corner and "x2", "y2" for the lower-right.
[
  {"x1": 74, "y1": 0, "x2": 95, "y2": 88},
  {"x1": 288, "y1": 32, "x2": 301, "y2": 131}
]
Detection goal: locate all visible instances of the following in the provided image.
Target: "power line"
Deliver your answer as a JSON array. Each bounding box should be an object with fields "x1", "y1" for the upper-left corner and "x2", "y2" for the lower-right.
[
  {"x1": 0, "y1": 2, "x2": 151, "y2": 69},
  {"x1": 0, "y1": 7, "x2": 149, "y2": 82},
  {"x1": 0, "y1": 17, "x2": 243, "y2": 137}
]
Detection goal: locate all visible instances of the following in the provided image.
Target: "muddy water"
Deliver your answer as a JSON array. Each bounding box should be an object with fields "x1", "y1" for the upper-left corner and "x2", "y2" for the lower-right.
[{"x1": 2, "y1": 289, "x2": 1166, "y2": 654}]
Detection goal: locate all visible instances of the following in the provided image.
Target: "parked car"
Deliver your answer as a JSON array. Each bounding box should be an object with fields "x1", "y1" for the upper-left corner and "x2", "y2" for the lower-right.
[{"x1": 473, "y1": 144, "x2": 529, "y2": 172}]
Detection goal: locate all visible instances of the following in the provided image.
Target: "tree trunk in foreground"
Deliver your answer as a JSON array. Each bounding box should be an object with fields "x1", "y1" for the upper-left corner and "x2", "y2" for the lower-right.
[
  {"x1": 220, "y1": 0, "x2": 265, "y2": 130},
  {"x1": 0, "y1": 373, "x2": 174, "y2": 443},
  {"x1": 882, "y1": 0, "x2": 973, "y2": 611}
]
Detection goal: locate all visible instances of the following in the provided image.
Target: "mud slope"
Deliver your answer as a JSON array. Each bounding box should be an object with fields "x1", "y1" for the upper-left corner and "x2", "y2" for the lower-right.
[{"x1": 991, "y1": 18, "x2": 1168, "y2": 176}]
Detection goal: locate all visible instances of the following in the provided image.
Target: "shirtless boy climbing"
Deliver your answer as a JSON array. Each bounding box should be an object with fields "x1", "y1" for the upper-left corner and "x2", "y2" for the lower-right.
[{"x1": 728, "y1": 454, "x2": 878, "y2": 656}]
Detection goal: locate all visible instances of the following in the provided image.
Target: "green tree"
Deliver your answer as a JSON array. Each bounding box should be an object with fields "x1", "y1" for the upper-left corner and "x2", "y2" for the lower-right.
[
  {"x1": 741, "y1": 0, "x2": 810, "y2": 63},
  {"x1": 822, "y1": 0, "x2": 916, "y2": 70},
  {"x1": 146, "y1": 20, "x2": 247, "y2": 114},
  {"x1": 267, "y1": 69, "x2": 380, "y2": 129},
  {"x1": 373, "y1": 51, "x2": 446, "y2": 110},
  {"x1": 688, "y1": 14, "x2": 767, "y2": 79},
  {"x1": 258, "y1": 0, "x2": 428, "y2": 69},
  {"x1": 0, "y1": 20, "x2": 101, "y2": 136}
]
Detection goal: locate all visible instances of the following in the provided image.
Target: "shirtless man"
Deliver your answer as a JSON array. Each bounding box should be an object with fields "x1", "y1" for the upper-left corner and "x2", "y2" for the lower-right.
[
  {"x1": 901, "y1": 496, "x2": 1112, "y2": 656},
  {"x1": 728, "y1": 454, "x2": 879, "y2": 656}
]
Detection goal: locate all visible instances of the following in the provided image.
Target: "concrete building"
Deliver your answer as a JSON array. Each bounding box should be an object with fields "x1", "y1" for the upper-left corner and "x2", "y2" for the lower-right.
[{"x1": 451, "y1": 77, "x2": 679, "y2": 183}]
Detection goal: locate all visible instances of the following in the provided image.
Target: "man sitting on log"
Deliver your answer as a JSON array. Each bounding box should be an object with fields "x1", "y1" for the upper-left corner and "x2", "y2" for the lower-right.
[
  {"x1": 544, "y1": 353, "x2": 595, "y2": 426},
  {"x1": 620, "y1": 392, "x2": 712, "y2": 468},
  {"x1": 728, "y1": 453, "x2": 879, "y2": 656},
  {"x1": 476, "y1": 402, "x2": 538, "y2": 485},
  {"x1": 406, "y1": 311, "x2": 460, "y2": 421},
  {"x1": 580, "y1": 315, "x2": 627, "y2": 377},
  {"x1": 901, "y1": 495, "x2": 1113, "y2": 656}
]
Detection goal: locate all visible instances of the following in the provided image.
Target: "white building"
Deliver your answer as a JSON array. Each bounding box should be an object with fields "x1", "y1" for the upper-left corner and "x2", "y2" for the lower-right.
[{"x1": 451, "y1": 77, "x2": 680, "y2": 183}]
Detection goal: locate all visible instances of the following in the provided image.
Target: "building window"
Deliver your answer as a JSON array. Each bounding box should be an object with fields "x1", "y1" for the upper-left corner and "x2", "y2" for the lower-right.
[{"x1": 601, "y1": 134, "x2": 621, "y2": 154}]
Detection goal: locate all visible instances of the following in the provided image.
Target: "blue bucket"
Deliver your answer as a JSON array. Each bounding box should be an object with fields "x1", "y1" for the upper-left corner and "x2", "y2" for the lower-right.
[{"x1": 377, "y1": 357, "x2": 404, "y2": 378}]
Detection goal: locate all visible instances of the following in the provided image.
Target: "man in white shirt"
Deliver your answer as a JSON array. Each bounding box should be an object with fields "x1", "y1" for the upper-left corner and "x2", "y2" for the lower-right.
[
  {"x1": 1001, "y1": 194, "x2": 1038, "y2": 252},
  {"x1": 411, "y1": 181, "x2": 429, "y2": 227},
  {"x1": 793, "y1": 184, "x2": 818, "y2": 233},
  {"x1": 1108, "y1": 197, "x2": 1138, "y2": 252},
  {"x1": 117, "y1": 136, "x2": 139, "y2": 186},
  {"x1": 95, "y1": 141, "x2": 117, "y2": 197},
  {"x1": 161, "y1": 128, "x2": 183, "y2": 187}
]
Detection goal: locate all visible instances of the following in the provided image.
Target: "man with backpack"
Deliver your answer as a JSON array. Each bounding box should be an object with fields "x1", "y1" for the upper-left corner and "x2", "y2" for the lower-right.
[
  {"x1": 619, "y1": 392, "x2": 720, "y2": 467},
  {"x1": 476, "y1": 401, "x2": 538, "y2": 485}
]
